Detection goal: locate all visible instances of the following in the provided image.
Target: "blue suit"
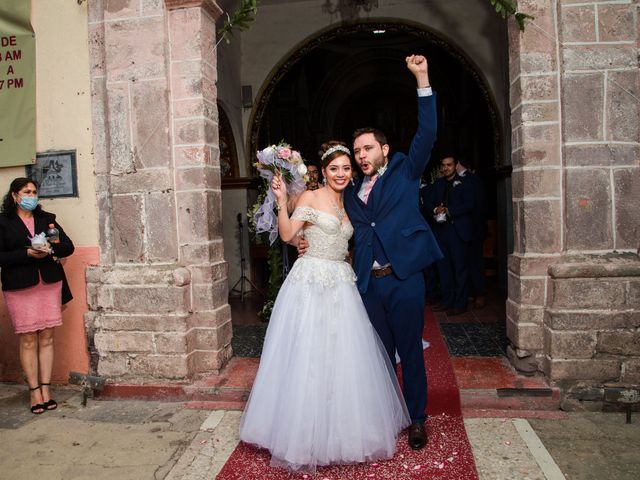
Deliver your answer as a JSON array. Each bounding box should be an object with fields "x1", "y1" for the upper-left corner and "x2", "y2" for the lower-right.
[
  {"x1": 424, "y1": 174, "x2": 474, "y2": 309},
  {"x1": 460, "y1": 170, "x2": 487, "y2": 298},
  {"x1": 344, "y1": 93, "x2": 442, "y2": 423}
]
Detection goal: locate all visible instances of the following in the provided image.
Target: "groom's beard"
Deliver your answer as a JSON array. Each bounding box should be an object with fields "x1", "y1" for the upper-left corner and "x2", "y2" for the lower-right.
[{"x1": 361, "y1": 156, "x2": 386, "y2": 177}]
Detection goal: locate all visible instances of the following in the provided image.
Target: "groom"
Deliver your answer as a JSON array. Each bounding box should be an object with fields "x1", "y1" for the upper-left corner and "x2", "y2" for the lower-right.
[{"x1": 346, "y1": 54, "x2": 441, "y2": 450}]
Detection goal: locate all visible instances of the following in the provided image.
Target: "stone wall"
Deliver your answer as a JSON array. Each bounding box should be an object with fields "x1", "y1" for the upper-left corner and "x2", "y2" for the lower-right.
[
  {"x1": 86, "y1": 0, "x2": 232, "y2": 381},
  {"x1": 545, "y1": 256, "x2": 640, "y2": 409},
  {"x1": 507, "y1": 0, "x2": 639, "y2": 406}
]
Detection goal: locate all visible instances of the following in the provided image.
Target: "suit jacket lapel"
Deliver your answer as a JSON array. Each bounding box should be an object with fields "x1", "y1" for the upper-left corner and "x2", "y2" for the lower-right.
[
  {"x1": 366, "y1": 170, "x2": 387, "y2": 212},
  {"x1": 354, "y1": 176, "x2": 365, "y2": 205}
]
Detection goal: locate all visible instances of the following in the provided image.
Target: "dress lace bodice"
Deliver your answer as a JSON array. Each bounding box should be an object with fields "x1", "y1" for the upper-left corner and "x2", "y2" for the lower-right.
[
  {"x1": 287, "y1": 206, "x2": 356, "y2": 287},
  {"x1": 291, "y1": 206, "x2": 353, "y2": 261}
]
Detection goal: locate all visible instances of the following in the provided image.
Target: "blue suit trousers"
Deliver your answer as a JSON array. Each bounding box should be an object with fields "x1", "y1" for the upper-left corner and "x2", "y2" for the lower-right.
[
  {"x1": 362, "y1": 271, "x2": 427, "y2": 424},
  {"x1": 435, "y1": 224, "x2": 470, "y2": 309}
]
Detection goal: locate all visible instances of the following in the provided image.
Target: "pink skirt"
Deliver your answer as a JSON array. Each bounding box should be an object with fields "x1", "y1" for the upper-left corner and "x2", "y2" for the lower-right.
[{"x1": 4, "y1": 278, "x2": 63, "y2": 334}]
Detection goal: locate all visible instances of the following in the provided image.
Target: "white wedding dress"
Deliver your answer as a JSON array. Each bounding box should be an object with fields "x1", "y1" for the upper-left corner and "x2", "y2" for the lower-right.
[{"x1": 239, "y1": 206, "x2": 410, "y2": 472}]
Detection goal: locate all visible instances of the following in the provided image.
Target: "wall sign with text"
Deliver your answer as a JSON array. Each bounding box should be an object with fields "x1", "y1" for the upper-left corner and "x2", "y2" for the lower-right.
[{"x1": 0, "y1": 2, "x2": 36, "y2": 167}]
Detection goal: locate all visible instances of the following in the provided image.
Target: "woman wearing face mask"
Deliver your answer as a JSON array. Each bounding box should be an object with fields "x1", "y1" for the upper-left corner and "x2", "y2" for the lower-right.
[{"x1": 0, "y1": 177, "x2": 74, "y2": 414}]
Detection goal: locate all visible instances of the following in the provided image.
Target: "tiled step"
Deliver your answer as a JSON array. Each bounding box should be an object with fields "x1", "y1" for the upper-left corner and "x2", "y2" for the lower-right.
[
  {"x1": 452, "y1": 356, "x2": 562, "y2": 416},
  {"x1": 460, "y1": 387, "x2": 561, "y2": 412},
  {"x1": 99, "y1": 355, "x2": 564, "y2": 417},
  {"x1": 97, "y1": 382, "x2": 249, "y2": 409},
  {"x1": 97, "y1": 357, "x2": 258, "y2": 404}
]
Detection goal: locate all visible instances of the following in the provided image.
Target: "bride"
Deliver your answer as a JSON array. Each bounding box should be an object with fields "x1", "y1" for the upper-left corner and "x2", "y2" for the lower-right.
[{"x1": 239, "y1": 141, "x2": 410, "y2": 472}]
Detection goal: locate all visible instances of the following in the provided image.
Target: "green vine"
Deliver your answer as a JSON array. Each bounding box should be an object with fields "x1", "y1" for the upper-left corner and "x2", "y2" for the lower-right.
[
  {"x1": 218, "y1": 0, "x2": 258, "y2": 44},
  {"x1": 488, "y1": 0, "x2": 534, "y2": 31},
  {"x1": 266, "y1": 240, "x2": 283, "y2": 300},
  {"x1": 256, "y1": 239, "x2": 282, "y2": 321},
  {"x1": 247, "y1": 175, "x2": 283, "y2": 322}
]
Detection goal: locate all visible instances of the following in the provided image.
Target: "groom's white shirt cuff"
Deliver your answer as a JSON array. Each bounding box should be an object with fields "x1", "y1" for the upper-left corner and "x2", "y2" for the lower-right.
[{"x1": 417, "y1": 87, "x2": 433, "y2": 97}]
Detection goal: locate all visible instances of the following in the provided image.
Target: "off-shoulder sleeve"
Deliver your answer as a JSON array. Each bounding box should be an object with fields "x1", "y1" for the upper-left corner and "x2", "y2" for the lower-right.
[{"x1": 291, "y1": 206, "x2": 318, "y2": 224}]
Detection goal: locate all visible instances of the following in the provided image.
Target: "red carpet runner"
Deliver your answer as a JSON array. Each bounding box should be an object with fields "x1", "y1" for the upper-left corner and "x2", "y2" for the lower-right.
[{"x1": 216, "y1": 309, "x2": 478, "y2": 479}]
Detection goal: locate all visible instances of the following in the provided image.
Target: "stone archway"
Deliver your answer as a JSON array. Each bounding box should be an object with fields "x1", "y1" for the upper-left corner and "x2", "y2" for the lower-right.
[
  {"x1": 85, "y1": 0, "x2": 640, "y2": 407},
  {"x1": 247, "y1": 20, "x2": 514, "y2": 292},
  {"x1": 242, "y1": 4, "x2": 640, "y2": 406},
  {"x1": 248, "y1": 21, "x2": 505, "y2": 168}
]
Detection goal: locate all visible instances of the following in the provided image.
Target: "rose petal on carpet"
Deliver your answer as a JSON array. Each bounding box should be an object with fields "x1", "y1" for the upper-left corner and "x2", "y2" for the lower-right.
[{"x1": 216, "y1": 308, "x2": 478, "y2": 479}]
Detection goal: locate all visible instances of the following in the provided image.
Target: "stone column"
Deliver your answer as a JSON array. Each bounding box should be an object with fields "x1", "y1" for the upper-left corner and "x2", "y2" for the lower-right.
[
  {"x1": 507, "y1": 0, "x2": 564, "y2": 373},
  {"x1": 166, "y1": 0, "x2": 232, "y2": 375},
  {"x1": 540, "y1": 0, "x2": 640, "y2": 406},
  {"x1": 86, "y1": 0, "x2": 231, "y2": 381},
  {"x1": 508, "y1": 0, "x2": 640, "y2": 400}
]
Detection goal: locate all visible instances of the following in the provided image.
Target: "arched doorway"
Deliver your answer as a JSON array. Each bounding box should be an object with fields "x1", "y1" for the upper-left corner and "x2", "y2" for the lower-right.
[
  {"x1": 243, "y1": 21, "x2": 512, "y2": 358},
  {"x1": 249, "y1": 22, "x2": 505, "y2": 167}
]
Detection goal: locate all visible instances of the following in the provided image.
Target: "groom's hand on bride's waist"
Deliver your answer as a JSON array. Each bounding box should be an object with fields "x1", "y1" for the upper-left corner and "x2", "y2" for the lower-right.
[{"x1": 297, "y1": 238, "x2": 309, "y2": 257}]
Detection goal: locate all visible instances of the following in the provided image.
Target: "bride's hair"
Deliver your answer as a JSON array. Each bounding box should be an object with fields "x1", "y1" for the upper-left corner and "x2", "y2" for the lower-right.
[{"x1": 318, "y1": 140, "x2": 351, "y2": 168}]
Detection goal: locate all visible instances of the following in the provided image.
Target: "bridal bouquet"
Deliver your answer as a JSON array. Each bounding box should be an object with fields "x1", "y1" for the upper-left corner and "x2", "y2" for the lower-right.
[{"x1": 251, "y1": 142, "x2": 308, "y2": 244}]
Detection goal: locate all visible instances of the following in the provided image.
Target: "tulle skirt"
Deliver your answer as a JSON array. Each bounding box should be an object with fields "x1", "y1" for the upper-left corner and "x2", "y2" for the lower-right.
[{"x1": 239, "y1": 257, "x2": 410, "y2": 472}]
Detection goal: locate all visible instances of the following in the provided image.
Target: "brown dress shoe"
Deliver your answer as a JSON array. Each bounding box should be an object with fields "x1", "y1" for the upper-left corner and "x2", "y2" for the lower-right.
[
  {"x1": 408, "y1": 423, "x2": 428, "y2": 450},
  {"x1": 474, "y1": 296, "x2": 486, "y2": 309},
  {"x1": 447, "y1": 307, "x2": 467, "y2": 316}
]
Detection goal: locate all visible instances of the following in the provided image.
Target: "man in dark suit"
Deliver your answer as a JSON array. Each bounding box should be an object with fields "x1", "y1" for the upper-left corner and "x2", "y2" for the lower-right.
[
  {"x1": 344, "y1": 54, "x2": 441, "y2": 450},
  {"x1": 420, "y1": 172, "x2": 442, "y2": 304},
  {"x1": 457, "y1": 158, "x2": 487, "y2": 308},
  {"x1": 424, "y1": 155, "x2": 473, "y2": 315}
]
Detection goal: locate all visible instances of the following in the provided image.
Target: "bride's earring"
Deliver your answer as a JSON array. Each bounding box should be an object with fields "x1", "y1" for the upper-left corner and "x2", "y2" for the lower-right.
[{"x1": 322, "y1": 178, "x2": 327, "y2": 186}]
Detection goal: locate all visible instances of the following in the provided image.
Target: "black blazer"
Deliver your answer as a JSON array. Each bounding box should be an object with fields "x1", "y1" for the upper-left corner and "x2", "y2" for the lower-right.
[
  {"x1": 0, "y1": 210, "x2": 75, "y2": 303},
  {"x1": 423, "y1": 174, "x2": 474, "y2": 242}
]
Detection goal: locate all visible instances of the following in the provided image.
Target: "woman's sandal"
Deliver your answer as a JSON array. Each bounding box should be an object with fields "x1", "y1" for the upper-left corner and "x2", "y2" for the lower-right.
[
  {"x1": 29, "y1": 386, "x2": 45, "y2": 414},
  {"x1": 40, "y1": 383, "x2": 58, "y2": 411}
]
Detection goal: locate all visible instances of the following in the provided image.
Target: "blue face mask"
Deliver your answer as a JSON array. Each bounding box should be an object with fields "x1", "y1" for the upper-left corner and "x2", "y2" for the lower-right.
[{"x1": 18, "y1": 196, "x2": 39, "y2": 211}]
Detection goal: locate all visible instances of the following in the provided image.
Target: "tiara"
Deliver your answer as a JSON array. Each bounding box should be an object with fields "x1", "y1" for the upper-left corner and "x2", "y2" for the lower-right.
[{"x1": 321, "y1": 145, "x2": 351, "y2": 161}]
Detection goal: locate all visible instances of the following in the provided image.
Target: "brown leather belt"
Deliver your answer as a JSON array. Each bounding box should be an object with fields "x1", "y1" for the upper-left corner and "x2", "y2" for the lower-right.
[{"x1": 372, "y1": 266, "x2": 393, "y2": 278}]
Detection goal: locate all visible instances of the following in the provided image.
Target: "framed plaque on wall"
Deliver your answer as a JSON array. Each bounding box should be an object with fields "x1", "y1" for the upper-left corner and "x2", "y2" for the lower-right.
[{"x1": 26, "y1": 150, "x2": 78, "y2": 198}]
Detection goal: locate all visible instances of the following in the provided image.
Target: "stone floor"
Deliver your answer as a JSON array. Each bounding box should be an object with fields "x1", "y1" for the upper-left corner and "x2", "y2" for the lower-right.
[
  {"x1": 1, "y1": 383, "x2": 639, "y2": 479},
  {"x1": 528, "y1": 413, "x2": 640, "y2": 480},
  {"x1": 230, "y1": 324, "x2": 268, "y2": 357},
  {"x1": 440, "y1": 322, "x2": 508, "y2": 356}
]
